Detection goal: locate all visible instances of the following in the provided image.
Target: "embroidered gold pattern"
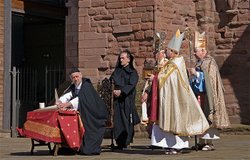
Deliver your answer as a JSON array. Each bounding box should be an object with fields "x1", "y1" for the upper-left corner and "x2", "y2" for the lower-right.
[
  {"x1": 159, "y1": 63, "x2": 176, "y2": 88},
  {"x1": 159, "y1": 62, "x2": 190, "y2": 93},
  {"x1": 24, "y1": 120, "x2": 60, "y2": 138}
]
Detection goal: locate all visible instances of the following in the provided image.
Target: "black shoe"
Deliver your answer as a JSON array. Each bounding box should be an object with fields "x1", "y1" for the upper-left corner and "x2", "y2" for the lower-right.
[
  {"x1": 57, "y1": 147, "x2": 77, "y2": 155},
  {"x1": 191, "y1": 143, "x2": 205, "y2": 150},
  {"x1": 113, "y1": 145, "x2": 128, "y2": 150},
  {"x1": 149, "y1": 145, "x2": 162, "y2": 150}
]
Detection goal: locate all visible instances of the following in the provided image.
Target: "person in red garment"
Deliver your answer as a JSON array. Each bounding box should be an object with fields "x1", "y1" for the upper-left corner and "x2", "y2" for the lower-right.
[
  {"x1": 56, "y1": 68, "x2": 108, "y2": 155},
  {"x1": 141, "y1": 49, "x2": 168, "y2": 138}
]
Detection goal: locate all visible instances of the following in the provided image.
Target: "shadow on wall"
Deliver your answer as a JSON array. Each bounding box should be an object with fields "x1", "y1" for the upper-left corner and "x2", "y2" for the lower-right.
[
  {"x1": 214, "y1": 0, "x2": 236, "y2": 28},
  {"x1": 214, "y1": 0, "x2": 250, "y2": 124},
  {"x1": 220, "y1": 24, "x2": 250, "y2": 125}
]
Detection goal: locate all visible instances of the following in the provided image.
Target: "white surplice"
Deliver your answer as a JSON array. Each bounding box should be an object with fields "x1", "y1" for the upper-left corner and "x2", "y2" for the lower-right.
[
  {"x1": 151, "y1": 56, "x2": 210, "y2": 149},
  {"x1": 151, "y1": 124, "x2": 189, "y2": 149}
]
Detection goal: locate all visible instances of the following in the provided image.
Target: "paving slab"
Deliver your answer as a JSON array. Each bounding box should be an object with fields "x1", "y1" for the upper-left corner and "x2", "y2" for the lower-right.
[{"x1": 0, "y1": 135, "x2": 250, "y2": 160}]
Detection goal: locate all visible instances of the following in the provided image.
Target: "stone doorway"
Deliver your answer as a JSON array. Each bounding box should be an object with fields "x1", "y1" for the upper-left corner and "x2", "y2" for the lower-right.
[{"x1": 10, "y1": 10, "x2": 66, "y2": 136}]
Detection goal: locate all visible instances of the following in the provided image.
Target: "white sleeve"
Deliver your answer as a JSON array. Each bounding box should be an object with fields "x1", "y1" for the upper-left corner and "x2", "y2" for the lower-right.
[
  {"x1": 59, "y1": 92, "x2": 79, "y2": 110},
  {"x1": 59, "y1": 92, "x2": 73, "y2": 103},
  {"x1": 196, "y1": 71, "x2": 200, "y2": 78},
  {"x1": 69, "y1": 97, "x2": 79, "y2": 110}
]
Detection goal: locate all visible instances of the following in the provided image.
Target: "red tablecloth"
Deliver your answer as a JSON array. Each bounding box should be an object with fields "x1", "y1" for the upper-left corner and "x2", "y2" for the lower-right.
[{"x1": 17, "y1": 109, "x2": 85, "y2": 150}]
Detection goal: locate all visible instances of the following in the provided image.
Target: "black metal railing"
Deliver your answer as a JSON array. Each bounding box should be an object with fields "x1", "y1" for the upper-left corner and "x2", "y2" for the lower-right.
[{"x1": 10, "y1": 65, "x2": 65, "y2": 137}]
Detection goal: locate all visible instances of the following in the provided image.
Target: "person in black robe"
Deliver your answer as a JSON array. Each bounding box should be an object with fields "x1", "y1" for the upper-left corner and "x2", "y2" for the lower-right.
[
  {"x1": 57, "y1": 68, "x2": 108, "y2": 155},
  {"x1": 110, "y1": 50, "x2": 140, "y2": 149}
]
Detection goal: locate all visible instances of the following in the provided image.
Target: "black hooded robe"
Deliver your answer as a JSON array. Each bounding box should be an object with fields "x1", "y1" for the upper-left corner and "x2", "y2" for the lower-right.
[
  {"x1": 69, "y1": 78, "x2": 108, "y2": 155},
  {"x1": 110, "y1": 65, "x2": 140, "y2": 148}
]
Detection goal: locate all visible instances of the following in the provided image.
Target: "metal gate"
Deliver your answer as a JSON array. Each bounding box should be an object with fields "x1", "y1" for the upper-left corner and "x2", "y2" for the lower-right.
[{"x1": 10, "y1": 65, "x2": 65, "y2": 137}]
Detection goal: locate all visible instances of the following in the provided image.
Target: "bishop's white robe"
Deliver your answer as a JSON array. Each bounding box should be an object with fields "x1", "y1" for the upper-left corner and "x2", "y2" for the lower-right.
[{"x1": 151, "y1": 56, "x2": 209, "y2": 149}]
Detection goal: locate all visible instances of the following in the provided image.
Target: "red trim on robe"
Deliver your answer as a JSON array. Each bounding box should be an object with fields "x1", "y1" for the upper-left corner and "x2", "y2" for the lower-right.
[{"x1": 149, "y1": 73, "x2": 159, "y2": 122}]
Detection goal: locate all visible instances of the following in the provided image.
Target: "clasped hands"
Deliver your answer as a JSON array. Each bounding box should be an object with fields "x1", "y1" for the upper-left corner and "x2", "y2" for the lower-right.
[
  {"x1": 56, "y1": 101, "x2": 74, "y2": 111},
  {"x1": 188, "y1": 68, "x2": 197, "y2": 77},
  {"x1": 113, "y1": 90, "x2": 121, "y2": 97},
  {"x1": 146, "y1": 73, "x2": 155, "y2": 81}
]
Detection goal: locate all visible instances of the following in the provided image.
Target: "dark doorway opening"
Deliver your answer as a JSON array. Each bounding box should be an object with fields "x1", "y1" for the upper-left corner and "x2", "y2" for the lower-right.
[
  {"x1": 12, "y1": 12, "x2": 66, "y2": 128},
  {"x1": 12, "y1": 13, "x2": 65, "y2": 68}
]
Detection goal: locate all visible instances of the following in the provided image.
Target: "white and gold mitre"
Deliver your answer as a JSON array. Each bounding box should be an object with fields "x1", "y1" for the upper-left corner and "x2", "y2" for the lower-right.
[
  {"x1": 195, "y1": 31, "x2": 206, "y2": 49},
  {"x1": 167, "y1": 29, "x2": 185, "y2": 53}
]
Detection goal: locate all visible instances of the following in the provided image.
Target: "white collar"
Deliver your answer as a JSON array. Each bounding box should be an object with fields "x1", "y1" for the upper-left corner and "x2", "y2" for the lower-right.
[{"x1": 75, "y1": 82, "x2": 82, "y2": 89}]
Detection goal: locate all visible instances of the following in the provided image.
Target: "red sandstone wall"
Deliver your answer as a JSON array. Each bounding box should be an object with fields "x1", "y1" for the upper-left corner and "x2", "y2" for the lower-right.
[
  {"x1": 65, "y1": 0, "x2": 250, "y2": 124},
  {"x1": 65, "y1": 0, "x2": 157, "y2": 84},
  {"x1": 154, "y1": 0, "x2": 197, "y2": 67},
  {"x1": 65, "y1": 0, "x2": 79, "y2": 77},
  {"x1": 66, "y1": 0, "x2": 197, "y2": 82}
]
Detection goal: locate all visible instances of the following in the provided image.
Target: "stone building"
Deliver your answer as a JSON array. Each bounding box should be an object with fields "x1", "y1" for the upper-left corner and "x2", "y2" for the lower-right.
[{"x1": 0, "y1": 0, "x2": 249, "y2": 137}]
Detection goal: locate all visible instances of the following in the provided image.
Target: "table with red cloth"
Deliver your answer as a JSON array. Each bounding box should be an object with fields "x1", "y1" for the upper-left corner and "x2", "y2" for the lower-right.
[{"x1": 17, "y1": 109, "x2": 85, "y2": 155}]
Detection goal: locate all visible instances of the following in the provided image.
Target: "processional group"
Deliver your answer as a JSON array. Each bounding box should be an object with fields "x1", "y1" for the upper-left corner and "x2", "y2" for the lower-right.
[
  {"x1": 19, "y1": 27, "x2": 231, "y2": 156},
  {"x1": 140, "y1": 28, "x2": 230, "y2": 154}
]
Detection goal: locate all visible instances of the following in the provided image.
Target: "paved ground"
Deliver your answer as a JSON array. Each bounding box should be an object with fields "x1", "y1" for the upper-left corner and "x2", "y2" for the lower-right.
[{"x1": 0, "y1": 134, "x2": 250, "y2": 160}]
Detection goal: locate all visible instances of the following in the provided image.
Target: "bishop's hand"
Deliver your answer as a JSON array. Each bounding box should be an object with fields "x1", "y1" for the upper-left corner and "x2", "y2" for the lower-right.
[
  {"x1": 141, "y1": 92, "x2": 148, "y2": 103},
  {"x1": 188, "y1": 68, "x2": 197, "y2": 77}
]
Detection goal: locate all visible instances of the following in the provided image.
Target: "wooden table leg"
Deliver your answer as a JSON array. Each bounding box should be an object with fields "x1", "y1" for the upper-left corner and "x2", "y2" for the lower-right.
[
  {"x1": 30, "y1": 139, "x2": 35, "y2": 155},
  {"x1": 48, "y1": 142, "x2": 52, "y2": 154},
  {"x1": 53, "y1": 143, "x2": 61, "y2": 156},
  {"x1": 30, "y1": 138, "x2": 53, "y2": 155}
]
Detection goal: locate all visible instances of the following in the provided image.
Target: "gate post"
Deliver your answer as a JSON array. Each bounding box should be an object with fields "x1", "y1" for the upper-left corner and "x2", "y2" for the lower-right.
[{"x1": 10, "y1": 67, "x2": 17, "y2": 137}]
